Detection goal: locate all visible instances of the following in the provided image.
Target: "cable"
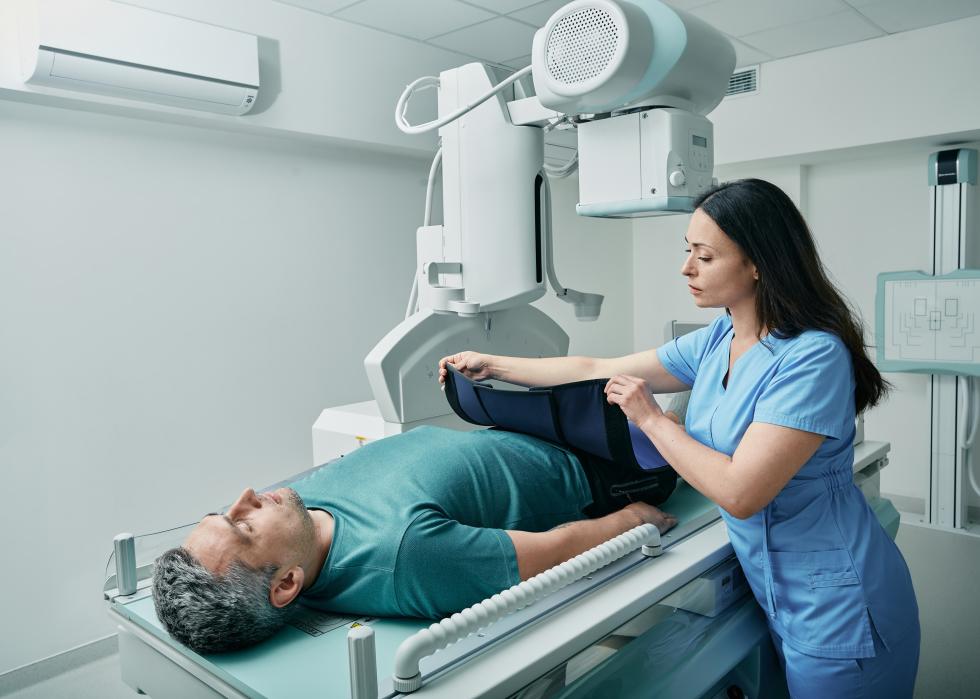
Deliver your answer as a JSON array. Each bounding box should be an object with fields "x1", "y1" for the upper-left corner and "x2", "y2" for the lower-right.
[
  {"x1": 405, "y1": 147, "x2": 444, "y2": 319},
  {"x1": 395, "y1": 65, "x2": 532, "y2": 136},
  {"x1": 539, "y1": 172, "x2": 603, "y2": 320},
  {"x1": 543, "y1": 149, "x2": 579, "y2": 178},
  {"x1": 965, "y1": 376, "x2": 980, "y2": 497},
  {"x1": 542, "y1": 116, "x2": 579, "y2": 178},
  {"x1": 405, "y1": 278, "x2": 419, "y2": 320},
  {"x1": 971, "y1": 448, "x2": 980, "y2": 498},
  {"x1": 423, "y1": 147, "x2": 443, "y2": 227},
  {"x1": 540, "y1": 172, "x2": 565, "y2": 295},
  {"x1": 103, "y1": 521, "x2": 196, "y2": 580}
]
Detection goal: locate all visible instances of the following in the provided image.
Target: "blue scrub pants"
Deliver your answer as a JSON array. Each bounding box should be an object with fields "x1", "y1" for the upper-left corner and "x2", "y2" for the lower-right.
[{"x1": 770, "y1": 624, "x2": 919, "y2": 698}]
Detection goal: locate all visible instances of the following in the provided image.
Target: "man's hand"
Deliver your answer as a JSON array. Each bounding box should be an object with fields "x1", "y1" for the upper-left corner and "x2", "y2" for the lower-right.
[
  {"x1": 623, "y1": 501, "x2": 677, "y2": 534},
  {"x1": 438, "y1": 351, "x2": 494, "y2": 386}
]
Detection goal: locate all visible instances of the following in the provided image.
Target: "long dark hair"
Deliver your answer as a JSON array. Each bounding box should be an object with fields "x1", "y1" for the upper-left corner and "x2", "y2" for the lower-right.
[{"x1": 693, "y1": 178, "x2": 888, "y2": 413}]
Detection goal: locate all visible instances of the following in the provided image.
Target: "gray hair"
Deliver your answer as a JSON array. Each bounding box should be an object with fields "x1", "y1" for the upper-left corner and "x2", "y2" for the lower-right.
[{"x1": 152, "y1": 547, "x2": 293, "y2": 654}]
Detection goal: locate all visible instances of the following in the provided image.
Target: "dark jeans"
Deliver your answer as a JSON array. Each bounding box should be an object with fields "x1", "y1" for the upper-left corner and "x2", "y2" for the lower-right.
[{"x1": 573, "y1": 449, "x2": 678, "y2": 518}]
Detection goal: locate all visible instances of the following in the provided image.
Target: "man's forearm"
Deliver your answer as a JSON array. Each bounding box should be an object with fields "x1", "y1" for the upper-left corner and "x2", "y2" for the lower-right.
[
  {"x1": 544, "y1": 508, "x2": 643, "y2": 572},
  {"x1": 509, "y1": 503, "x2": 675, "y2": 580}
]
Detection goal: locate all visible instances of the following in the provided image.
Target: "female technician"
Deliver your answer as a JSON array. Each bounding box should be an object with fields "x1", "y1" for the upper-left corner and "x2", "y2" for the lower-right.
[{"x1": 439, "y1": 179, "x2": 919, "y2": 697}]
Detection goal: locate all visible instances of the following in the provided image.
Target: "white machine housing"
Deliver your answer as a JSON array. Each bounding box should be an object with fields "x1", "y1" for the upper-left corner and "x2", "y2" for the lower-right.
[
  {"x1": 432, "y1": 63, "x2": 546, "y2": 316},
  {"x1": 527, "y1": 0, "x2": 732, "y2": 217},
  {"x1": 531, "y1": 0, "x2": 734, "y2": 116},
  {"x1": 17, "y1": 0, "x2": 260, "y2": 116},
  {"x1": 352, "y1": 0, "x2": 736, "y2": 424},
  {"x1": 364, "y1": 305, "x2": 569, "y2": 424},
  {"x1": 362, "y1": 61, "x2": 572, "y2": 424},
  {"x1": 576, "y1": 107, "x2": 715, "y2": 217}
]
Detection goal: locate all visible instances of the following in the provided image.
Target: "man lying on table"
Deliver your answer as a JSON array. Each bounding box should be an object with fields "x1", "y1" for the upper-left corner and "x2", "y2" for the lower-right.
[{"x1": 152, "y1": 425, "x2": 678, "y2": 654}]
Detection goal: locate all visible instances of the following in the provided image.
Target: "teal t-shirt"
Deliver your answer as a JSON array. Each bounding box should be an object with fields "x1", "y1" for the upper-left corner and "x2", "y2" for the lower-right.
[{"x1": 292, "y1": 426, "x2": 592, "y2": 619}]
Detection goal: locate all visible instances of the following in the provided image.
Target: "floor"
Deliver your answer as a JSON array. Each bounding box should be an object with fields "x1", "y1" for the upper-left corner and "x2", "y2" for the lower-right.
[
  {"x1": 2, "y1": 655, "x2": 133, "y2": 699},
  {"x1": 4, "y1": 516, "x2": 980, "y2": 699}
]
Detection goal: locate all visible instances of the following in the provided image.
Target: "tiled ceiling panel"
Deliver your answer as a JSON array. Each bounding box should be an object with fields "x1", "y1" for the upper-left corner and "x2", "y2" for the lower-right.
[
  {"x1": 334, "y1": 0, "x2": 494, "y2": 41},
  {"x1": 273, "y1": 0, "x2": 980, "y2": 70},
  {"x1": 729, "y1": 37, "x2": 771, "y2": 67},
  {"x1": 846, "y1": 0, "x2": 980, "y2": 34},
  {"x1": 272, "y1": 0, "x2": 360, "y2": 15},
  {"x1": 743, "y1": 9, "x2": 883, "y2": 58},
  {"x1": 427, "y1": 16, "x2": 539, "y2": 63},
  {"x1": 508, "y1": 0, "x2": 570, "y2": 27},
  {"x1": 666, "y1": 0, "x2": 719, "y2": 9},
  {"x1": 502, "y1": 55, "x2": 533, "y2": 70},
  {"x1": 688, "y1": 0, "x2": 850, "y2": 38},
  {"x1": 462, "y1": 0, "x2": 550, "y2": 13}
]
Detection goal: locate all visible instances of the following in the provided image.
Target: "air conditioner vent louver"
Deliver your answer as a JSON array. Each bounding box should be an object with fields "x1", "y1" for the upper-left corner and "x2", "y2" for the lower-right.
[{"x1": 726, "y1": 66, "x2": 758, "y2": 97}]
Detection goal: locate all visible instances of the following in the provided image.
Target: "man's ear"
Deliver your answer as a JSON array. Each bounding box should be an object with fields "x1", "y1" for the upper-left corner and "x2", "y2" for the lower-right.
[{"x1": 269, "y1": 565, "x2": 305, "y2": 608}]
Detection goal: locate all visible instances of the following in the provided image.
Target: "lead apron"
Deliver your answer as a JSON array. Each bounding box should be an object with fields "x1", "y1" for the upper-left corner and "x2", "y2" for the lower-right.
[{"x1": 724, "y1": 467, "x2": 882, "y2": 659}]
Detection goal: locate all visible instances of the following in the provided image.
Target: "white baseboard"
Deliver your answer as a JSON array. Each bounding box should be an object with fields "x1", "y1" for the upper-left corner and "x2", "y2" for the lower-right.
[{"x1": 0, "y1": 635, "x2": 117, "y2": 696}]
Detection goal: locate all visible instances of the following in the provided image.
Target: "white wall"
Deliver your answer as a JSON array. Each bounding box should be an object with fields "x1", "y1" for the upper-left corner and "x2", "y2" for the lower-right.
[
  {"x1": 710, "y1": 14, "x2": 980, "y2": 166},
  {"x1": 632, "y1": 164, "x2": 805, "y2": 352},
  {"x1": 535, "y1": 175, "x2": 635, "y2": 360},
  {"x1": 805, "y1": 149, "x2": 940, "y2": 504}
]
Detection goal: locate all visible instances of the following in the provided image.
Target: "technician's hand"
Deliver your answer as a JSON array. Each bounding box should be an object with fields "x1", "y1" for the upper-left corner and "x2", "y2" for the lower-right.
[
  {"x1": 624, "y1": 502, "x2": 678, "y2": 535},
  {"x1": 438, "y1": 351, "x2": 494, "y2": 386},
  {"x1": 604, "y1": 374, "x2": 664, "y2": 430}
]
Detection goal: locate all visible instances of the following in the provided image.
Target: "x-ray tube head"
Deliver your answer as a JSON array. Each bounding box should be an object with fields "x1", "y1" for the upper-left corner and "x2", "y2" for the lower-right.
[{"x1": 531, "y1": 0, "x2": 735, "y2": 116}]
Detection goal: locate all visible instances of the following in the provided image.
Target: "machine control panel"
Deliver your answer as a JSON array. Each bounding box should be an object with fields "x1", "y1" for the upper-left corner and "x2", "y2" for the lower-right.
[{"x1": 690, "y1": 134, "x2": 711, "y2": 172}]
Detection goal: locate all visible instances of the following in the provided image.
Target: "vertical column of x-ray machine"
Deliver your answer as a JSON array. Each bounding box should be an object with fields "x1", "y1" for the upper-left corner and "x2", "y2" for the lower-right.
[{"x1": 877, "y1": 148, "x2": 980, "y2": 531}]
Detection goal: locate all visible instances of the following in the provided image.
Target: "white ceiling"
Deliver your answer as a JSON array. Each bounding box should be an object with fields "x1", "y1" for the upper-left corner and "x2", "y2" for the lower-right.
[{"x1": 274, "y1": 0, "x2": 980, "y2": 70}]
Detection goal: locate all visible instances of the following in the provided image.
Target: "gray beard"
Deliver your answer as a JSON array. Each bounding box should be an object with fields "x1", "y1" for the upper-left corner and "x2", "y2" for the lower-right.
[{"x1": 284, "y1": 488, "x2": 317, "y2": 544}]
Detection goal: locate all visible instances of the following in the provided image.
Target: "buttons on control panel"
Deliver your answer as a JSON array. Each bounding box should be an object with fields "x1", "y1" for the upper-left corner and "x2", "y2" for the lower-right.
[{"x1": 691, "y1": 147, "x2": 710, "y2": 172}]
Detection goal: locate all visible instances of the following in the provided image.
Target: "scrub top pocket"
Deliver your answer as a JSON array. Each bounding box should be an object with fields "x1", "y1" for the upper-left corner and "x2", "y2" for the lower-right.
[{"x1": 768, "y1": 548, "x2": 875, "y2": 659}]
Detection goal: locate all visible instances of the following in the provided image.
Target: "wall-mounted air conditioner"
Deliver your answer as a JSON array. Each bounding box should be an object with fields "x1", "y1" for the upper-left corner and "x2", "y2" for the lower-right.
[{"x1": 18, "y1": 0, "x2": 260, "y2": 116}]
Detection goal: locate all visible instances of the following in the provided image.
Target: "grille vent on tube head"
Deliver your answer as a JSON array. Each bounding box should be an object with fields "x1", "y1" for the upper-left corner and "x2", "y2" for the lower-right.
[
  {"x1": 726, "y1": 66, "x2": 758, "y2": 97},
  {"x1": 546, "y1": 6, "x2": 622, "y2": 86}
]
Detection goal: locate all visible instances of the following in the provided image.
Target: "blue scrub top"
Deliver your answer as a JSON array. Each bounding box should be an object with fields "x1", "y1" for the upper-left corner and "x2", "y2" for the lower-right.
[{"x1": 657, "y1": 314, "x2": 917, "y2": 659}]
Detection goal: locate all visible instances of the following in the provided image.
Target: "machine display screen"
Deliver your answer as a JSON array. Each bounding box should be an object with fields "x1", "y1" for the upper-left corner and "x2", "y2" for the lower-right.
[{"x1": 692, "y1": 135, "x2": 707, "y2": 147}]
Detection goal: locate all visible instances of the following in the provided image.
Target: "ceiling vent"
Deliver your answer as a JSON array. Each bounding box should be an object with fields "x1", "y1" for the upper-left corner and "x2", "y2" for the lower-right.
[{"x1": 726, "y1": 66, "x2": 758, "y2": 97}]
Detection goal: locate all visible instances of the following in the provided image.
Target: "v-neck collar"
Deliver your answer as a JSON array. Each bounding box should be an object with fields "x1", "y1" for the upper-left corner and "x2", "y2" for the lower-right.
[{"x1": 722, "y1": 326, "x2": 762, "y2": 391}]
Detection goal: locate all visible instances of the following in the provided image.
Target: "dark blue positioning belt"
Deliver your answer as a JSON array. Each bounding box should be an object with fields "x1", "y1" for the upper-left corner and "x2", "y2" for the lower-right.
[{"x1": 443, "y1": 366, "x2": 669, "y2": 473}]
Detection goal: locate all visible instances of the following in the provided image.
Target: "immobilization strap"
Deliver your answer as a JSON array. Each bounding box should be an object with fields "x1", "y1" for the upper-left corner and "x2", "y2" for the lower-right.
[{"x1": 444, "y1": 366, "x2": 668, "y2": 472}]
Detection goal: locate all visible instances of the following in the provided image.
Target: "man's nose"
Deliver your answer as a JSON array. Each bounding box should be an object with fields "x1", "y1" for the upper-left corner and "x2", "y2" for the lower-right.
[{"x1": 228, "y1": 488, "x2": 261, "y2": 517}]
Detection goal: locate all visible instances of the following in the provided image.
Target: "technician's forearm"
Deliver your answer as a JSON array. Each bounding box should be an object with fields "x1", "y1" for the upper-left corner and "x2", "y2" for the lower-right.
[
  {"x1": 490, "y1": 354, "x2": 603, "y2": 387},
  {"x1": 642, "y1": 416, "x2": 746, "y2": 518}
]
